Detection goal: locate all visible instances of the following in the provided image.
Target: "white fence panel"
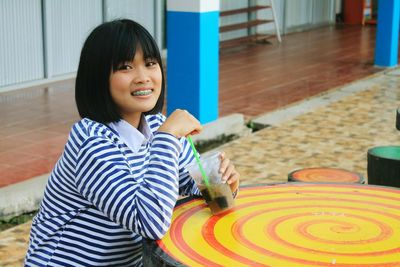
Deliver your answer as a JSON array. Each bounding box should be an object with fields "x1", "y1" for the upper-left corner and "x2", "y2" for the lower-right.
[
  {"x1": 44, "y1": 0, "x2": 103, "y2": 77},
  {"x1": 0, "y1": 0, "x2": 44, "y2": 87}
]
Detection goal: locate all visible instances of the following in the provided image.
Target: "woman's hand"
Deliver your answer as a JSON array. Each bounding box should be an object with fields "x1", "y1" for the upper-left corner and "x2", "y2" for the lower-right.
[
  {"x1": 158, "y1": 109, "x2": 203, "y2": 138},
  {"x1": 218, "y1": 151, "x2": 240, "y2": 194}
]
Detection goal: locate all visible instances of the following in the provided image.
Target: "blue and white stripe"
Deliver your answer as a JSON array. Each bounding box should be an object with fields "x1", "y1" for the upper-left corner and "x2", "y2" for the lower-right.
[
  {"x1": 25, "y1": 113, "x2": 199, "y2": 266},
  {"x1": 166, "y1": 0, "x2": 220, "y2": 124},
  {"x1": 167, "y1": 0, "x2": 219, "y2": 12}
]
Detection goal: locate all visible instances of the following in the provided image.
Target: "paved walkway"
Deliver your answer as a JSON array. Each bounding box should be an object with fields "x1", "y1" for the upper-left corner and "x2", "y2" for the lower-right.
[{"x1": 1, "y1": 68, "x2": 399, "y2": 266}]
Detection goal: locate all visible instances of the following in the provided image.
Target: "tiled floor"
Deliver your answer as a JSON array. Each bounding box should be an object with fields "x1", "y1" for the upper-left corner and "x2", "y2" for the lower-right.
[
  {"x1": 218, "y1": 24, "x2": 380, "y2": 117},
  {"x1": 0, "y1": 82, "x2": 78, "y2": 187},
  {"x1": 0, "y1": 24, "x2": 382, "y2": 188}
]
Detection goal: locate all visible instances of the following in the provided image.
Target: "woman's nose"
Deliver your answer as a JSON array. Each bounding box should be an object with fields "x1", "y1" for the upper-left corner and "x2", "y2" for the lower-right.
[{"x1": 133, "y1": 67, "x2": 150, "y2": 84}]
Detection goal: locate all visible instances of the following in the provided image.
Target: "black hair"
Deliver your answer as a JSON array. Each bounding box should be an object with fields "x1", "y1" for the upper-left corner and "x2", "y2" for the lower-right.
[{"x1": 75, "y1": 19, "x2": 165, "y2": 123}]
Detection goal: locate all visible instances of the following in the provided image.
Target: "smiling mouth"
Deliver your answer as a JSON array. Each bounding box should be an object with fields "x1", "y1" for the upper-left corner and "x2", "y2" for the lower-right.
[{"x1": 131, "y1": 89, "x2": 153, "y2": 96}]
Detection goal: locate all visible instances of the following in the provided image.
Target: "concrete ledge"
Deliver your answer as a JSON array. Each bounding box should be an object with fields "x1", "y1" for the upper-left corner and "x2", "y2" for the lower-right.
[
  {"x1": 0, "y1": 174, "x2": 48, "y2": 218},
  {"x1": 0, "y1": 74, "x2": 75, "y2": 94},
  {"x1": 191, "y1": 113, "x2": 251, "y2": 142}
]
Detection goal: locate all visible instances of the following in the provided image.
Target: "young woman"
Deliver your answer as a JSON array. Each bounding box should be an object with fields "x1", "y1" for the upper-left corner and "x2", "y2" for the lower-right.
[{"x1": 25, "y1": 19, "x2": 240, "y2": 266}]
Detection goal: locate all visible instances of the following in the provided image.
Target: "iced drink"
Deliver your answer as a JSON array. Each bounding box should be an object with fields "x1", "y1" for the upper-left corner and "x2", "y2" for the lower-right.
[
  {"x1": 186, "y1": 152, "x2": 235, "y2": 215},
  {"x1": 197, "y1": 183, "x2": 234, "y2": 215}
]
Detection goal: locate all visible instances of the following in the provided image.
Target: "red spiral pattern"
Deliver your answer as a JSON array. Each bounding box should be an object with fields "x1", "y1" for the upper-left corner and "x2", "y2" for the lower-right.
[
  {"x1": 289, "y1": 168, "x2": 364, "y2": 183},
  {"x1": 157, "y1": 184, "x2": 400, "y2": 266}
]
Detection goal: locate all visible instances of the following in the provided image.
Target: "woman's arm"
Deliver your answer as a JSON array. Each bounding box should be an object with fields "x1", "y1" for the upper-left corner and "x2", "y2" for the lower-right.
[{"x1": 75, "y1": 131, "x2": 182, "y2": 240}]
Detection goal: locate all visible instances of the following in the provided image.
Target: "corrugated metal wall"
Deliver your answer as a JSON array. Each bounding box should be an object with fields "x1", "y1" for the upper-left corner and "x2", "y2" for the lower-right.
[
  {"x1": 220, "y1": 0, "x2": 248, "y2": 42},
  {"x1": 284, "y1": 0, "x2": 313, "y2": 30},
  {"x1": 0, "y1": 0, "x2": 158, "y2": 88},
  {"x1": 312, "y1": 0, "x2": 335, "y2": 25},
  {"x1": 284, "y1": 0, "x2": 335, "y2": 33},
  {"x1": 0, "y1": 0, "x2": 44, "y2": 87},
  {"x1": 105, "y1": 0, "x2": 154, "y2": 35},
  {"x1": 255, "y1": 0, "x2": 286, "y2": 36},
  {"x1": 44, "y1": 0, "x2": 103, "y2": 77}
]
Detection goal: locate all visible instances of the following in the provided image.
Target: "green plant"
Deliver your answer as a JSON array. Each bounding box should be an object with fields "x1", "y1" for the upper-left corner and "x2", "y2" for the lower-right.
[
  {"x1": 0, "y1": 211, "x2": 37, "y2": 231},
  {"x1": 195, "y1": 134, "x2": 238, "y2": 153}
]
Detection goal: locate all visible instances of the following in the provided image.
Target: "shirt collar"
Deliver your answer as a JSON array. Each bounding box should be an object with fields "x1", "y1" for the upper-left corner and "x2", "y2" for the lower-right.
[{"x1": 108, "y1": 116, "x2": 153, "y2": 153}]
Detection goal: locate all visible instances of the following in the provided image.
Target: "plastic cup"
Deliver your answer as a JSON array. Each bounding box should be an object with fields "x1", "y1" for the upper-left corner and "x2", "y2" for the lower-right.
[{"x1": 186, "y1": 152, "x2": 235, "y2": 215}]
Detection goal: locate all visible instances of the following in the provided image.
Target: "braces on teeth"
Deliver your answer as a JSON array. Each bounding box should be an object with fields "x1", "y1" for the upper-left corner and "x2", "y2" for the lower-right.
[{"x1": 132, "y1": 90, "x2": 151, "y2": 96}]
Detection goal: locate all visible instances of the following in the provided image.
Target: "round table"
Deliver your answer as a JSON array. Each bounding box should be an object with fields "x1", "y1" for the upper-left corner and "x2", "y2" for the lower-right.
[{"x1": 144, "y1": 183, "x2": 400, "y2": 267}]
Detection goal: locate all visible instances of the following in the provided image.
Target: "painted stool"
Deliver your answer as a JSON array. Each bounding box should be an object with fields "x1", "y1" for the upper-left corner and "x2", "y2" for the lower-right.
[
  {"x1": 288, "y1": 167, "x2": 365, "y2": 183},
  {"x1": 367, "y1": 146, "x2": 400, "y2": 188}
]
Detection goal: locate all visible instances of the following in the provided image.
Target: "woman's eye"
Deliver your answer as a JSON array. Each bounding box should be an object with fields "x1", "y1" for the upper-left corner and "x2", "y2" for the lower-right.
[
  {"x1": 146, "y1": 59, "x2": 158, "y2": 67},
  {"x1": 117, "y1": 64, "x2": 132, "y2": 71}
]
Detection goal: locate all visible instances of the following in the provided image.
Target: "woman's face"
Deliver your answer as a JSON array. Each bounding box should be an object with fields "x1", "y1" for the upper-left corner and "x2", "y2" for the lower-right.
[{"x1": 109, "y1": 47, "x2": 162, "y2": 123}]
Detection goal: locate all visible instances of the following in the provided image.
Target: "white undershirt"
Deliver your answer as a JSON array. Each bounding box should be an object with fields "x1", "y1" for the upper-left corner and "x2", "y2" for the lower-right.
[{"x1": 108, "y1": 117, "x2": 153, "y2": 154}]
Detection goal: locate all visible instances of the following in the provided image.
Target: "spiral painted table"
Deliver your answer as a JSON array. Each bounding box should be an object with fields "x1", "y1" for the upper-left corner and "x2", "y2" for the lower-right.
[{"x1": 144, "y1": 184, "x2": 400, "y2": 267}]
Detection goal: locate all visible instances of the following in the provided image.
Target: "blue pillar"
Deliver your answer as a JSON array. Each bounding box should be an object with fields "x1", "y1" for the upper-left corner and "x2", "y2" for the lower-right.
[
  {"x1": 374, "y1": 0, "x2": 400, "y2": 67},
  {"x1": 166, "y1": 0, "x2": 219, "y2": 124}
]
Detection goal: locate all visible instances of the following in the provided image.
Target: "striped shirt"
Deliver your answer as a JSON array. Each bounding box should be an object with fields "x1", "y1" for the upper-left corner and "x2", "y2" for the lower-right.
[{"x1": 25, "y1": 114, "x2": 200, "y2": 266}]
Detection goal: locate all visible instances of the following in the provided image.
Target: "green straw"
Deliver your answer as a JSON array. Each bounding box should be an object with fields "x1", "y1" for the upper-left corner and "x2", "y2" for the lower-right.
[{"x1": 187, "y1": 135, "x2": 210, "y2": 187}]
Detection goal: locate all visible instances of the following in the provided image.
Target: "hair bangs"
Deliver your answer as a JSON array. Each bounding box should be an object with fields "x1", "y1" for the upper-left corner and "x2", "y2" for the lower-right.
[
  {"x1": 138, "y1": 31, "x2": 161, "y2": 62},
  {"x1": 110, "y1": 21, "x2": 161, "y2": 72},
  {"x1": 111, "y1": 28, "x2": 137, "y2": 72}
]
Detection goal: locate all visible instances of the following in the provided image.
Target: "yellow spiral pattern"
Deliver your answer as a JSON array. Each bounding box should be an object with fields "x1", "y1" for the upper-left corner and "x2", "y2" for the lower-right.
[{"x1": 158, "y1": 184, "x2": 400, "y2": 266}]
